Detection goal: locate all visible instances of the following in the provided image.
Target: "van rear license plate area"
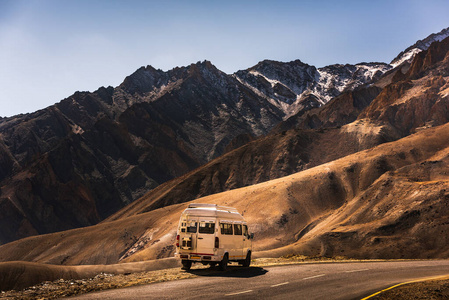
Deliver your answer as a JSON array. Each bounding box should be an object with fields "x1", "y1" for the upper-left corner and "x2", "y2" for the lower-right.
[{"x1": 190, "y1": 255, "x2": 201, "y2": 260}]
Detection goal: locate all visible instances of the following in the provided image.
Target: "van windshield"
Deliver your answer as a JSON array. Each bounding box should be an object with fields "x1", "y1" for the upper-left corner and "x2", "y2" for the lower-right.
[{"x1": 199, "y1": 222, "x2": 215, "y2": 234}]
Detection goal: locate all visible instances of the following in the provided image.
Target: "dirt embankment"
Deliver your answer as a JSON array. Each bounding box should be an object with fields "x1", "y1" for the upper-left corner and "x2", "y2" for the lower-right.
[{"x1": 370, "y1": 276, "x2": 449, "y2": 299}]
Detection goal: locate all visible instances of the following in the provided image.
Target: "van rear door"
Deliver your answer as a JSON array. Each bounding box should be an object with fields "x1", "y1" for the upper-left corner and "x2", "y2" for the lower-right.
[{"x1": 197, "y1": 219, "x2": 216, "y2": 255}]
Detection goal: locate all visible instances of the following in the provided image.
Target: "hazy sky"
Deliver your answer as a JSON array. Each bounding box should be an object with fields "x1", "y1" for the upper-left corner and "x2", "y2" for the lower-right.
[{"x1": 1, "y1": 0, "x2": 448, "y2": 117}]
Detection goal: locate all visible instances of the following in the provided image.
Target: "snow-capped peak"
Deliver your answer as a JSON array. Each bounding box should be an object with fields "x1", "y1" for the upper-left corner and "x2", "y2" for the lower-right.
[{"x1": 391, "y1": 27, "x2": 449, "y2": 68}]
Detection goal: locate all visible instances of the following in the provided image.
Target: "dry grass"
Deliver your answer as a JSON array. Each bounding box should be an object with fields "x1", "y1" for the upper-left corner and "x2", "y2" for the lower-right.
[{"x1": 0, "y1": 269, "x2": 196, "y2": 299}]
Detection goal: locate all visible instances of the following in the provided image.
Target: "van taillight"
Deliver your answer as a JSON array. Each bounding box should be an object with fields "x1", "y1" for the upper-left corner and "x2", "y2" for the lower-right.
[
  {"x1": 215, "y1": 237, "x2": 219, "y2": 248},
  {"x1": 176, "y1": 235, "x2": 180, "y2": 247}
]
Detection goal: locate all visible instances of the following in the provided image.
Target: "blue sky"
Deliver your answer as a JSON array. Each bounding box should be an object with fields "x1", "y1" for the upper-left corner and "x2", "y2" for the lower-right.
[{"x1": 1, "y1": 0, "x2": 448, "y2": 117}]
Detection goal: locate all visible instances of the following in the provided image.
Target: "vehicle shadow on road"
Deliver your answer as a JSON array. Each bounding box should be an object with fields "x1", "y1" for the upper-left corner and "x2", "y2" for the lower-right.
[{"x1": 186, "y1": 266, "x2": 268, "y2": 278}]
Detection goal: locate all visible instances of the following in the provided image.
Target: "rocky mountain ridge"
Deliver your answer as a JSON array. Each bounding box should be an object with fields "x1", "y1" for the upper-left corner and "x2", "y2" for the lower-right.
[{"x1": 234, "y1": 60, "x2": 391, "y2": 118}]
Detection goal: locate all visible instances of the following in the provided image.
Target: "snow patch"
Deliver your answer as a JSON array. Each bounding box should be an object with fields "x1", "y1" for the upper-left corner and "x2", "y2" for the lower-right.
[
  {"x1": 391, "y1": 48, "x2": 422, "y2": 68},
  {"x1": 249, "y1": 70, "x2": 282, "y2": 88}
]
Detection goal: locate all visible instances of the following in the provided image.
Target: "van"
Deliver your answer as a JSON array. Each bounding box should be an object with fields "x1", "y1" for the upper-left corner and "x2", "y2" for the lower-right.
[{"x1": 174, "y1": 203, "x2": 253, "y2": 270}]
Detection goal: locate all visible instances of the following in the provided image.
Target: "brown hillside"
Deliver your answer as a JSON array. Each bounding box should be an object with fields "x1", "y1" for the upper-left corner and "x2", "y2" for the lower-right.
[{"x1": 1, "y1": 122, "x2": 449, "y2": 264}]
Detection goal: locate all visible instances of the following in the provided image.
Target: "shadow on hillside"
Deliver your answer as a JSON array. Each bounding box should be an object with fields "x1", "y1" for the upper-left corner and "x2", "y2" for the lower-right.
[{"x1": 186, "y1": 265, "x2": 268, "y2": 278}]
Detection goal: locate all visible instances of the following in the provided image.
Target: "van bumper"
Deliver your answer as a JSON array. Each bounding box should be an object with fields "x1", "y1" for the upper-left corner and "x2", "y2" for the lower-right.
[{"x1": 175, "y1": 252, "x2": 221, "y2": 262}]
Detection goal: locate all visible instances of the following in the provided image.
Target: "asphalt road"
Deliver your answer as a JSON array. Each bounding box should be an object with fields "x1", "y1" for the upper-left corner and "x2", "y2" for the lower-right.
[{"x1": 71, "y1": 260, "x2": 449, "y2": 299}]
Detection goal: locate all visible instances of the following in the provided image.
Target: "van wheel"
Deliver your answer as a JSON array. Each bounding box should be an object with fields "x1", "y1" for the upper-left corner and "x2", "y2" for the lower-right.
[
  {"x1": 243, "y1": 251, "x2": 251, "y2": 268},
  {"x1": 219, "y1": 254, "x2": 229, "y2": 271},
  {"x1": 181, "y1": 260, "x2": 192, "y2": 270}
]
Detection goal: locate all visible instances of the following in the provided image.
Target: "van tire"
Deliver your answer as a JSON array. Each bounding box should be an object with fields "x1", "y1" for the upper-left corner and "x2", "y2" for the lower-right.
[
  {"x1": 181, "y1": 260, "x2": 192, "y2": 270},
  {"x1": 243, "y1": 251, "x2": 251, "y2": 267},
  {"x1": 219, "y1": 254, "x2": 229, "y2": 271}
]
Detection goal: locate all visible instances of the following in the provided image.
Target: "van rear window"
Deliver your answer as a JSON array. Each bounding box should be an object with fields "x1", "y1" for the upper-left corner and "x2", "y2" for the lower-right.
[
  {"x1": 187, "y1": 221, "x2": 197, "y2": 233},
  {"x1": 199, "y1": 222, "x2": 215, "y2": 234},
  {"x1": 220, "y1": 223, "x2": 233, "y2": 235}
]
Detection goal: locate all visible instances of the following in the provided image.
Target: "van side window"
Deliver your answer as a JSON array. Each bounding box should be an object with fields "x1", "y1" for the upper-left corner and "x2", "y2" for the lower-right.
[
  {"x1": 243, "y1": 225, "x2": 248, "y2": 236},
  {"x1": 187, "y1": 221, "x2": 197, "y2": 233},
  {"x1": 234, "y1": 224, "x2": 242, "y2": 235},
  {"x1": 199, "y1": 222, "x2": 215, "y2": 234},
  {"x1": 220, "y1": 223, "x2": 233, "y2": 235}
]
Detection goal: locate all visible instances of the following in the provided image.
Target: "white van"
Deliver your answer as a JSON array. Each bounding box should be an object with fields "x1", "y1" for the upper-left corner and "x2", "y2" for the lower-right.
[{"x1": 174, "y1": 203, "x2": 253, "y2": 270}]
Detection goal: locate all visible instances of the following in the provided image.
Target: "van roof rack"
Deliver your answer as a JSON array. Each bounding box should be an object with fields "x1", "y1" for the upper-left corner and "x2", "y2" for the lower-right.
[{"x1": 188, "y1": 203, "x2": 239, "y2": 213}]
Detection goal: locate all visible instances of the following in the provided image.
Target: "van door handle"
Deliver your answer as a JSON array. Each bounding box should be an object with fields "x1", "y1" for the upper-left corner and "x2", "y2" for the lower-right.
[{"x1": 198, "y1": 237, "x2": 203, "y2": 239}]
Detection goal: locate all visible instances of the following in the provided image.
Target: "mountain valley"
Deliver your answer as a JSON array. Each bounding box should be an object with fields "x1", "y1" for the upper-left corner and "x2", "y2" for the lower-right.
[{"x1": 1, "y1": 27, "x2": 449, "y2": 271}]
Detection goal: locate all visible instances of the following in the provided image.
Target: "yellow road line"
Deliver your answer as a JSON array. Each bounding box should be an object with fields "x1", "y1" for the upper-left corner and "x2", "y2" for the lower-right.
[{"x1": 361, "y1": 275, "x2": 449, "y2": 300}]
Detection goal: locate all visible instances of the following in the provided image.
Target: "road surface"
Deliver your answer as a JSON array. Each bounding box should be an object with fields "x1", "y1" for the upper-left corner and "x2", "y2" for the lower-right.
[{"x1": 71, "y1": 260, "x2": 449, "y2": 299}]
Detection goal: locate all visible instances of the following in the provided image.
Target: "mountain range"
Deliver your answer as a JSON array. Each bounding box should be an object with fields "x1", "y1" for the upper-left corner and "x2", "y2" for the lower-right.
[
  {"x1": 0, "y1": 33, "x2": 408, "y2": 245},
  {"x1": 0, "y1": 26, "x2": 449, "y2": 266}
]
